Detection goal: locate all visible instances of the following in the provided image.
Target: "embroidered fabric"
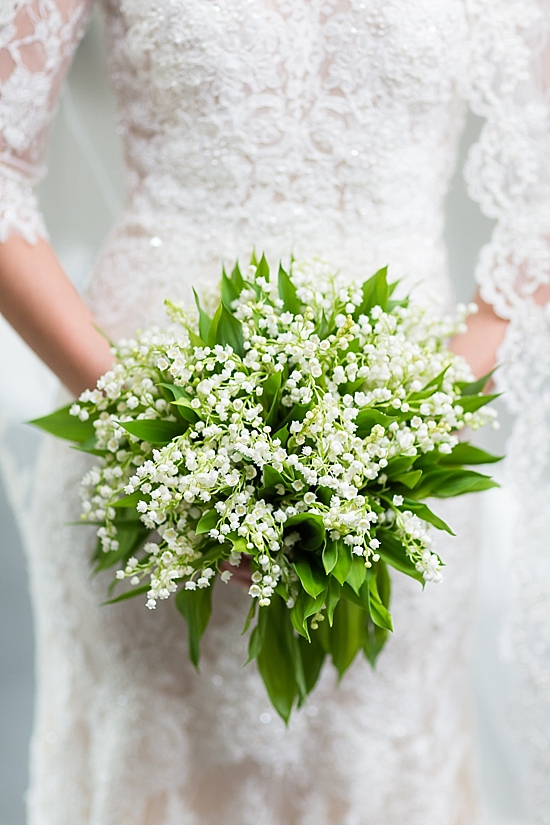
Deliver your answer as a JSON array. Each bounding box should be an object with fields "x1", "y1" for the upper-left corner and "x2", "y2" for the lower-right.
[
  {"x1": 0, "y1": 0, "x2": 91, "y2": 242},
  {"x1": 1, "y1": 1, "x2": 550, "y2": 823},
  {"x1": 461, "y1": 4, "x2": 550, "y2": 820}
]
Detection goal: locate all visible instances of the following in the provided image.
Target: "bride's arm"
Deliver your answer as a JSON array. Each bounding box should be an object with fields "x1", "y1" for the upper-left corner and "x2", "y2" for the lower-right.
[
  {"x1": 450, "y1": 290, "x2": 508, "y2": 380},
  {"x1": 0, "y1": 0, "x2": 109, "y2": 398},
  {"x1": 0, "y1": 236, "x2": 111, "y2": 396}
]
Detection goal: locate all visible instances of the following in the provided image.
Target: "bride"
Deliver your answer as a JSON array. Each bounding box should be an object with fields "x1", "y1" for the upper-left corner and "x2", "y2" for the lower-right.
[{"x1": 1, "y1": 1, "x2": 549, "y2": 823}]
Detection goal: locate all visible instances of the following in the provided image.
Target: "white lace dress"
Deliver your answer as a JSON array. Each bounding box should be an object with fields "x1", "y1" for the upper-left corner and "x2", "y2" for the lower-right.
[{"x1": 2, "y1": 2, "x2": 550, "y2": 824}]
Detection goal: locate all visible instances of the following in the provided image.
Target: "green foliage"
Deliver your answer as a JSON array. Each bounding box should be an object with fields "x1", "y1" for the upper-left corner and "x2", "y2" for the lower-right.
[
  {"x1": 322, "y1": 538, "x2": 339, "y2": 574},
  {"x1": 103, "y1": 583, "x2": 150, "y2": 605},
  {"x1": 213, "y1": 302, "x2": 245, "y2": 357},
  {"x1": 175, "y1": 584, "x2": 213, "y2": 669},
  {"x1": 278, "y1": 264, "x2": 302, "y2": 314},
  {"x1": 33, "y1": 254, "x2": 503, "y2": 721},
  {"x1": 285, "y1": 513, "x2": 326, "y2": 551},
  {"x1": 294, "y1": 558, "x2": 328, "y2": 598},
  {"x1": 121, "y1": 419, "x2": 185, "y2": 444},
  {"x1": 328, "y1": 598, "x2": 366, "y2": 677},
  {"x1": 355, "y1": 266, "x2": 390, "y2": 317},
  {"x1": 256, "y1": 594, "x2": 303, "y2": 722},
  {"x1": 193, "y1": 288, "x2": 212, "y2": 341},
  {"x1": 195, "y1": 509, "x2": 219, "y2": 534},
  {"x1": 30, "y1": 405, "x2": 96, "y2": 443}
]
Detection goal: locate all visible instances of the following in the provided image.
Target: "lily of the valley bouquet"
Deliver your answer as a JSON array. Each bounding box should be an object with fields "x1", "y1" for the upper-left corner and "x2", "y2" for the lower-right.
[{"x1": 33, "y1": 256, "x2": 499, "y2": 720}]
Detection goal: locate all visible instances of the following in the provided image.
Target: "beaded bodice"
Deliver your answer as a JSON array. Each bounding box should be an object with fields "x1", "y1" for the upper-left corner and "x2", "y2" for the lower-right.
[{"x1": 101, "y1": 0, "x2": 466, "y2": 260}]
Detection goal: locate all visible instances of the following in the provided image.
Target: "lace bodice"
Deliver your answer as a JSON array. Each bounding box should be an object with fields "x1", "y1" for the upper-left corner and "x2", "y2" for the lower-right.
[
  {"x1": 2, "y1": 2, "x2": 550, "y2": 316},
  {"x1": 3, "y1": 2, "x2": 550, "y2": 823}
]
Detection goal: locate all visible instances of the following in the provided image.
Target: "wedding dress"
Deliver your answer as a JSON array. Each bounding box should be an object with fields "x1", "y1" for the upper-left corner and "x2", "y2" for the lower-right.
[{"x1": 2, "y1": 1, "x2": 550, "y2": 823}]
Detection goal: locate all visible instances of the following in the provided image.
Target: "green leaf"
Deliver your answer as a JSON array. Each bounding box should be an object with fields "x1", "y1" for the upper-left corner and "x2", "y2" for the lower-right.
[
  {"x1": 285, "y1": 513, "x2": 326, "y2": 551},
  {"x1": 377, "y1": 529, "x2": 424, "y2": 584},
  {"x1": 30, "y1": 404, "x2": 96, "y2": 443},
  {"x1": 393, "y1": 469, "x2": 422, "y2": 489},
  {"x1": 257, "y1": 594, "x2": 299, "y2": 722},
  {"x1": 332, "y1": 541, "x2": 353, "y2": 586},
  {"x1": 375, "y1": 559, "x2": 391, "y2": 607},
  {"x1": 242, "y1": 598, "x2": 257, "y2": 634},
  {"x1": 439, "y1": 443, "x2": 502, "y2": 466},
  {"x1": 356, "y1": 266, "x2": 390, "y2": 316},
  {"x1": 255, "y1": 252, "x2": 270, "y2": 282},
  {"x1": 345, "y1": 554, "x2": 367, "y2": 594},
  {"x1": 230, "y1": 261, "x2": 245, "y2": 293},
  {"x1": 278, "y1": 264, "x2": 301, "y2": 314},
  {"x1": 341, "y1": 581, "x2": 369, "y2": 610},
  {"x1": 111, "y1": 490, "x2": 146, "y2": 509},
  {"x1": 326, "y1": 577, "x2": 342, "y2": 626},
  {"x1": 328, "y1": 598, "x2": 366, "y2": 677},
  {"x1": 368, "y1": 574, "x2": 393, "y2": 631},
  {"x1": 195, "y1": 509, "x2": 219, "y2": 535},
  {"x1": 262, "y1": 371, "x2": 282, "y2": 426},
  {"x1": 279, "y1": 401, "x2": 312, "y2": 431},
  {"x1": 158, "y1": 382, "x2": 191, "y2": 402},
  {"x1": 384, "y1": 455, "x2": 417, "y2": 478},
  {"x1": 71, "y1": 438, "x2": 106, "y2": 457},
  {"x1": 246, "y1": 602, "x2": 267, "y2": 663},
  {"x1": 355, "y1": 408, "x2": 397, "y2": 438},
  {"x1": 189, "y1": 543, "x2": 227, "y2": 569},
  {"x1": 294, "y1": 559, "x2": 328, "y2": 599},
  {"x1": 413, "y1": 468, "x2": 498, "y2": 498},
  {"x1": 297, "y1": 630, "x2": 327, "y2": 695},
  {"x1": 363, "y1": 621, "x2": 389, "y2": 667},
  {"x1": 213, "y1": 303, "x2": 245, "y2": 357},
  {"x1": 193, "y1": 288, "x2": 213, "y2": 341},
  {"x1": 457, "y1": 370, "x2": 495, "y2": 396},
  {"x1": 170, "y1": 398, "x2": 199, "y2": 424},
  {"x1": 317, "y1": 310, "x2": 331, "y2": 339},
  {"x1": 175, "y1": 584, "x2": 213, "y2": 668},
  {"x1": 458, "y1": 393, "x2": 500, "y2": 413},
  {"x1": 94, "y1": 525, "x2": 149, "y2": 573},
  {"x1": 290, "y1": 590, "x2": 326, "y2": 640},
  {"x1": 322, "y1": 539, "x2": 339, "y2": 574},
  {"x1": 400, "y1": 498, "x2": 455, "y2": 535},
  {"x1": 273, "y1": 424, "x2": 289, "y2": 446},
  {"x1": 221, "y1": 270, "x2": 240, "y2": 306},
  {"x1": 103, "y1": 583, "x2": 150, "y2": 605},
  {"x1": 120, "y1": 419, "x2": 184, "y2": 444},
  {"x1": 186, "y1": 325, "x2": 204, "y2": 348},
  {"x1": 261, "y1": 465, "x2": 286, "y2": 492}
]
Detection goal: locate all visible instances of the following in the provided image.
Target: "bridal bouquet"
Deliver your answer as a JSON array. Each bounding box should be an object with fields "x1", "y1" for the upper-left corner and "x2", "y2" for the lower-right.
[{"x1": 33, "y1": 256, "x2": 499, "y2": 720}]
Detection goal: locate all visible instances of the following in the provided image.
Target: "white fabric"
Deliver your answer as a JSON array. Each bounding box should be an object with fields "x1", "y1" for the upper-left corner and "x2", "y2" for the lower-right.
[{"x1": 1, "y1": 1, "x2": 550, "y2": 823}]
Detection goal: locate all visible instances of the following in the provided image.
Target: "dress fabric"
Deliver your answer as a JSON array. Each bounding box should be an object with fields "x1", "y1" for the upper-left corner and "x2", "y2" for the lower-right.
[{"x1": 1, "y1": 1, "x2": 550, "y2": 823}]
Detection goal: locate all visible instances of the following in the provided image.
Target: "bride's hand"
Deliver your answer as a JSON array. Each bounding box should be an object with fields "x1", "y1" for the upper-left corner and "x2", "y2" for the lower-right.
[
  {"x1": 450, "y1": 290, "x2": 508, "y2": 380},
  {"x1": 220, "y1": 558, "x2": 252, "y2": 590}
]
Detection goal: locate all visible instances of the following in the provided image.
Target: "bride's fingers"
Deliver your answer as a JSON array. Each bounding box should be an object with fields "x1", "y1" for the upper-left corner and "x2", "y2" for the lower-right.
[{"x1": 220, "y1": 558, "x2": 252, "y2": 589}]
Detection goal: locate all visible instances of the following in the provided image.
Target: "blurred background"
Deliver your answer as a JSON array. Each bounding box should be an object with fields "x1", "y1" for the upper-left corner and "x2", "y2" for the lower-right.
[{"x1": 0, "y1": 9, "x2": 526, "y2": 825}]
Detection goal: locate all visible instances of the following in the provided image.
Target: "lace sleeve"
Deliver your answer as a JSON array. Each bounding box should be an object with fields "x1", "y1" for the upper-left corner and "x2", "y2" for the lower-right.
[
  {"x1": 463, "y1": 0, "x2": 550, "y2": 320},
  {"x1": 462, "y1": 4, "x2": 550, "y2": 819},
  {"x1": 0, "y1": 0, "x2": 92, "y2": 244}
]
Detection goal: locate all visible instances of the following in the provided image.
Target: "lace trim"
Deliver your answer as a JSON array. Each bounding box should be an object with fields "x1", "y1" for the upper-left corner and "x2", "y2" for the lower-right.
[
  {"x1": 463, "y1": 0, "x2": 550, "y2": 320},
  {"x1": 0, "y1": 166, "x2": 48, "y2": 243},
  {"x1": 0, "y1": 0, "x2": 92, "y2": 244}
]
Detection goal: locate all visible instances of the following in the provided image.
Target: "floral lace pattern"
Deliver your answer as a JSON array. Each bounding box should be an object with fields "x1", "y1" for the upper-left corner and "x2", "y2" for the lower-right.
[
  {"x1": 1, "y1": 0, "x2": 550, "y2": 823},
  {"x1": 0, "y1": 0, "x2": 91, "y2": 241}
]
